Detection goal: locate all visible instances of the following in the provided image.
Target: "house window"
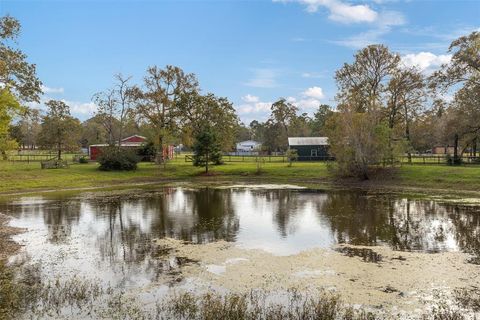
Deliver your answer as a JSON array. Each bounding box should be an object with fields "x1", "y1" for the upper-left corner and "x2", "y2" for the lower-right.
[{"x1": 311, "y1": 149, "x2": 318, "y2": 157}]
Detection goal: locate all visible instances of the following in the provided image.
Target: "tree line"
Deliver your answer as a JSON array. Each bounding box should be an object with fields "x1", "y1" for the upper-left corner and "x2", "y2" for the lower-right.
[{"x1": 1, "y1": 14, "x2": 479, "y2": 178}]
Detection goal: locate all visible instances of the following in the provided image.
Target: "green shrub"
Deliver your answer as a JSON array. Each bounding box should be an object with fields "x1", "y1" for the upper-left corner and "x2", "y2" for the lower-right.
[
  {"x1": 97, "y1": 147, "x2": 140, "y2": 171},
  {"x1": 79, "y1": 156, "x2": 89, "y2": 164},
  {"x1": 137, "y1": 142, "x2": 156, "y2": 162}
]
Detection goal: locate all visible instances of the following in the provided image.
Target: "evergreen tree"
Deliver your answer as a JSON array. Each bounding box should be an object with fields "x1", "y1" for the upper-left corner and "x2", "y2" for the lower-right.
[{"x1": 193, "y1": 128, "x2": 222, "y2": 174}]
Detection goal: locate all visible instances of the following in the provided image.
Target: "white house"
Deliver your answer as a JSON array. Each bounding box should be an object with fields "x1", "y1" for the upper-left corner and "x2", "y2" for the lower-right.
[{"x1": 236, "y1": 140, "x2": 262, "y2": 153}]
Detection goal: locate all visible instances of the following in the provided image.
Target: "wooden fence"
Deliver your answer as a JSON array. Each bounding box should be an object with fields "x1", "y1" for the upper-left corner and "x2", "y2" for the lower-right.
[
  {"x1": 184, "y1": 153, "x2": 480, "y2": 165},
  {"x1": 184, "y1": 154, "x2": 336, "y2": 163},
  {"x1": 399, "y1": 155, "x2": 480, "y2": 165},
  {"x1": 8, "y1": 153, "x2": 85, "y2": 163}
]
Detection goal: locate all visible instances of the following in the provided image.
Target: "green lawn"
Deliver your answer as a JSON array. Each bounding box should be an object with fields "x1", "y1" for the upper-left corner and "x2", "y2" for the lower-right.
[{"x1": 1, "y1": 157, "x2": 480, "y2": 195}]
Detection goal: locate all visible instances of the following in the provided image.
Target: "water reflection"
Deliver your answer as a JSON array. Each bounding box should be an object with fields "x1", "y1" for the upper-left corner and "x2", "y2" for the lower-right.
[{"x1": 2, "y1": 187, "x2": 480, "y2": 287}]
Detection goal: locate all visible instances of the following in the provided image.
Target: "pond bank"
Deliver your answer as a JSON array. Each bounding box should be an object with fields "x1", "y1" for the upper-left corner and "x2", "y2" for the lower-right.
[{"x1": 3, "y1": 161, "x2": 480, "y2": 198}]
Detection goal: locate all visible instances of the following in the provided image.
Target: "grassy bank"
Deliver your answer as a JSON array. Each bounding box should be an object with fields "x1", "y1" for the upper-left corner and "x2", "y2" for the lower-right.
[{"x1": 1, "y1": 158, "x2": 480, "y2": 195}]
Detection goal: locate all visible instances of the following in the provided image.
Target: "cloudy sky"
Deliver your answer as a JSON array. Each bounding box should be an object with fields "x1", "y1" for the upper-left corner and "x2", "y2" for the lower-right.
[{"x1": 3, "y1": 0, "x2": 479, "y2": 124}]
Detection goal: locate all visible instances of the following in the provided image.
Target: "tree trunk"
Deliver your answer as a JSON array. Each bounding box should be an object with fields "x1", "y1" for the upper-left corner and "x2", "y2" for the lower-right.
[
  {"x1": 405, "y1": 117, "x2": 411, "y2": 164},
  {"x1": 205, "y1": 151, "x2": 209, "y2": 174},
  {"x1": 156, "y1": 135, "x2": 163, "y2": 165},
  {"x1": 57, "y1": 142, "x2": 62, "y2": 160},
  {"x1": 454, "y1": 133, "x2": 459, "y2": 164},
  {"x1": 473, "y1": 137, "x2": 477, "y2": 158}
]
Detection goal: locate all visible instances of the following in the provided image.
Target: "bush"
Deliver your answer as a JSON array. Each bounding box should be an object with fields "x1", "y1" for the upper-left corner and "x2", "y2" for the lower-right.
[
  {"x1": 286, "y1": 149, "x2": 298, "y2": 167},
  {"x1": 137, "y1": 142, "x2": 156, "y2": 162},
  {"x1": 97, "y1": 147, "x2": 140, "y2": 171},
  {"x1": 79, "y1": 156, "x2": 89, "y2": 164}
]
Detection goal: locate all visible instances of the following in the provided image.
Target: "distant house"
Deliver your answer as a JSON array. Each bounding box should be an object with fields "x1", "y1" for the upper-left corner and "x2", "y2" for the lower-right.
[
  {"x1": 89, "y1": 135, "x2": 147, "y2": 160},
  {"x1": 288, "y1": 137, "x2": 330, "y2": 161},
  {"x1": 432, "y1": 146, "x2": 461, "y2": 155},
  {"x1": 236, "y1": 140, "x2": 262, "y2": 153}
]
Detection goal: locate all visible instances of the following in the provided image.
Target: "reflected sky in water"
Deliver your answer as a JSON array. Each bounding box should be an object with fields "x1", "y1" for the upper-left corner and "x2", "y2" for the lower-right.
[{"x1": 2, "y1": 187, "x2": 480, "y2": 288}]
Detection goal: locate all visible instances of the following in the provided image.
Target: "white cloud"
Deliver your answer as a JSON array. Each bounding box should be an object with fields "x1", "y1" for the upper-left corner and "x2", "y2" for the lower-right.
[
  {"x1": 301, "y1": 72, "x2": 325, "y2": 79},
  {"x1": 242, "y1": 94, "x2": 260, "y2": 103},
  {"x1": 236, "y1": 86, "x2": 326, "y2": 123},
  {"x1": 302, "y1": 86, "x2": 325, "y2": 99},
  {"x1": 287, "y1": 96, "x2": 322, "y2": 110},
  {"x1": 65, "y1": 100, "x2": 97, "y2": 115},
  {"x1": 401, "y1": 52, "x2": 452, "y2": 73},
  {"x1": 333, "y1": 10, "x2": 405, "y2": 48},
  {"x1": 26, "y1": 97, "x2": 97, "y2": 118},
  {"x1": 244, "y1": 69, "x2": 279, "y2": 88},
  {"x1": 274, "y1": 0, "x2": 378, "y2": 23},
  {"x1": 236, "y1": 98, "x2": 273, "y2": 123},
  {"x1": 274, "y1": 0, "x2": 405, "y2": 48},
  {"x1": 41, "y1": 85, "x2": 64, "y2": 94},
  {"x1": 327, "y1": 1, "x2": 378, "y2": 23},
  {"x1": 237, "y1": 101, "x2": 272, "y2": 115}
]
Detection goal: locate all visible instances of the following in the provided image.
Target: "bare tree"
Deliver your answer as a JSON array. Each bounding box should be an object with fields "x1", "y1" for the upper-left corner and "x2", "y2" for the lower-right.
[{"x1": 92, "y1": 74, "x2": 135, "y2": 147}]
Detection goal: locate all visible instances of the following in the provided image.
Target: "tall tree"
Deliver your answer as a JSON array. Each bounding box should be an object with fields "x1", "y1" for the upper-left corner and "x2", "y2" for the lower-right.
[
  {"x1": 0, "y1": 88, "x2": 23, "y2": 159},
  {"x1": 12, "y1": 109, "x2": 41, "y2": 149},
  {"x1": 267, "y1": 98, "x2": 299, "y2": 152},
  {"x1": 133, "y1": 65, "x2": 198, "y2": 163},
  {"x1": 335, "y1": 45, "x2": 399, "y2": 114},
  {"x1": 38, "y1": 100, "x2": 81, "y2": 160},
  {"x1": 386, "y1": 67, "x2": 426, "y2": 161},
  {"x1": 432, "y1": 31, "x2": 480, "y2": 89},
  {"x1": 177, "y1": 92, "x2": 239, "y2": 150},
  {"x1": 310, "y1": 104, "x2": 333, "y2": 136},
  {"x1": 331, "y1": 44, "x2": 410, "y2": 177},
  {"x1": 80, "y1": 115, "x2": 108, "y2": 147},
  {"x1": 431, "y1": 31, "x2": 480, "y2": 161},
  {"x1": 0, "y1": 16, "x2": 42, "y2": 103}
]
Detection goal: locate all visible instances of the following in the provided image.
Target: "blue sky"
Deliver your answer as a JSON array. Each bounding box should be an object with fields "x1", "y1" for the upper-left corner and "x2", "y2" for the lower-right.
[{"x1": 2, "y1": 0, "x2": 479, "y2": 124}]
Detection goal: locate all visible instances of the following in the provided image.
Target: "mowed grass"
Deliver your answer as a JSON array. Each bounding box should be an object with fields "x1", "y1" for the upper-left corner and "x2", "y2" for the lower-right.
[
  {"x1": 0, "y1": 158, "x2": 331, "y2": 193},
  {"x1": 397, "y1": 165, "x2": 480, "y2": 190},
  {"x1": 1, "y1": 156, "x2": 480, "y2": 194}
]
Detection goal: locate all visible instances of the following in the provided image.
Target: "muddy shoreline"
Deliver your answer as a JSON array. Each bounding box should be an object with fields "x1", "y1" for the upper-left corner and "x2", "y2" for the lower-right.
[{"x1": 0, "y1": 213, "x2": 23, "y2": 261}]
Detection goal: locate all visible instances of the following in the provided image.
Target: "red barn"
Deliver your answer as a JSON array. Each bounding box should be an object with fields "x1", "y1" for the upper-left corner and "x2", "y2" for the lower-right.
[{"x1": 89, "y1": 135, "x2": 147, "y2": 160}]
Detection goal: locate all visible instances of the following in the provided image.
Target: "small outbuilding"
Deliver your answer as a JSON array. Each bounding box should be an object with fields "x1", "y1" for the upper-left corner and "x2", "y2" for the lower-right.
[
  {"x1": 432, "y1": 146, "x2": 461, "y2": 155},
  {"x1": 288, "y1": 137, "x2": 330, "y2": 161},
  {"x1": 89, "y1": 135, "x2": 147, "y2": 160},
  {"x1": 236, "y1": 140, "x2": 262, "y2": 153}
]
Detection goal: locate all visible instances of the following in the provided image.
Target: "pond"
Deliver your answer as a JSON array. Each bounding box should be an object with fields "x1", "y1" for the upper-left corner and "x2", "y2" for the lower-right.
[{"x1": 2, "y1": 185, "x2": 480, "y2": 317}]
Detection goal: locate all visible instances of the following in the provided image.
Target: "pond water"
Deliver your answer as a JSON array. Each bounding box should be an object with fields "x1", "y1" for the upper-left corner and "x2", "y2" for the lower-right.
[{"x1": 2, "y1": 185, "x2": 480, "y2": 307}]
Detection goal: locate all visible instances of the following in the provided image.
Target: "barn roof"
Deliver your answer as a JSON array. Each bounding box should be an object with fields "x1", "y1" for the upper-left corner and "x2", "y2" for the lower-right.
[
  {"x1": 288, "y1": 137, "x2": 329, "y2": 146},
  {"x1": 237, "y1": 140, "x2": 261, "y2": 145},
  {"x1": 121, "y1": 135, "x2": 147, "y2": 141}
]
